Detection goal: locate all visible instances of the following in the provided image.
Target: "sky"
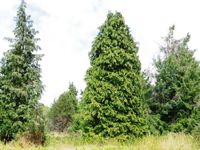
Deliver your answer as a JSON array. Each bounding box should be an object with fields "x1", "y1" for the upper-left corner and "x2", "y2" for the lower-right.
[{"x1": 0, "y1": 0, "x2": 200, "y2": 106}]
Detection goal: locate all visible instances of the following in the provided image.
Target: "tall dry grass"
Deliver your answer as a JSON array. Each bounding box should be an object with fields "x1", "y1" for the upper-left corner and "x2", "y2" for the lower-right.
[{"x1": 0, "y1": 133, "x2": 199, "y2": 150}]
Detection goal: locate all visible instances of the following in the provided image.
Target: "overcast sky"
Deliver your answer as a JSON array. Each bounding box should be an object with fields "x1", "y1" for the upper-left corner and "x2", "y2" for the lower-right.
[{"x1": 0, "y1": 0, "x2": 200, "y2": 106}]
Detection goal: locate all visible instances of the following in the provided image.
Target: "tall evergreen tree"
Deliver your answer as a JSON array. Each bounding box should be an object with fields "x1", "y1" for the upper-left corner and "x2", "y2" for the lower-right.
[
  {"x1": 81, "y1": 12, "x2": 148, "y2": 139},
  {"x1": 150, "y1": 26, "x2": 200, "y2": 133},
  {"x1": 0, "y1": 1, "x2": 43, "y2": 141},
  {"x1": 48, "y1": 83, "x2": 78, "y2": 132}
]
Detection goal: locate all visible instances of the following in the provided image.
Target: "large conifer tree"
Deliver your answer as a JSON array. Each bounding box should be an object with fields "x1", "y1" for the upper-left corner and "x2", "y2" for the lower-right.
[
  {"x1": 150, "y1": 26, "x2": 200, "y2": 133},
  {"x1": 81, "y1": 12, "x2": 148, "y2": 138},
  {"x1": 0, "y1": 1, "x2": 43, "y2": 141}
]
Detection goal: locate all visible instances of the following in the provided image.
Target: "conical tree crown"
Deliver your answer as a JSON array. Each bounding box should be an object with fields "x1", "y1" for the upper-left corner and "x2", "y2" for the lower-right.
[
  {"x1": 81, "y1": 12, "x2": 148, "y2": 139},
  {"x1": 0, "y1": 1, "x2": 43, "y2": 141},
  {"x1": 90, "y1": 12, "x2": 141, "y2": 72}
]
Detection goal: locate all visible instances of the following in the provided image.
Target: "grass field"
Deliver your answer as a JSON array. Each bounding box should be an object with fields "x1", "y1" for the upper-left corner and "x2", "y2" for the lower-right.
[{"x1": 0, "y1": 133, "x2": 199, "y2": 150}]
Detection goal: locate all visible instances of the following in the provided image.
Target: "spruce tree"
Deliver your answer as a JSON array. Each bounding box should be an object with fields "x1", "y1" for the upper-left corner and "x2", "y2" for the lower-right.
[
  {"x1": 150, "y1": 26, "x2": 200, "y2": 133},
  {"x1": 48, "y1": 83, "x2": 78, "y2": 132},
  {"x1": 81, "y1": 12, "x2": 148, "y2": 139},
  {"x1": 0, "y1": 1, "x2": 43, "y2": 141}
]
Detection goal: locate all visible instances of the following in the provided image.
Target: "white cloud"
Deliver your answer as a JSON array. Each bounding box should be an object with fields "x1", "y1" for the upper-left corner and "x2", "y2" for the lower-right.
[{"x1": 0, "y1": 0, "x2": 200, "y2": 106}]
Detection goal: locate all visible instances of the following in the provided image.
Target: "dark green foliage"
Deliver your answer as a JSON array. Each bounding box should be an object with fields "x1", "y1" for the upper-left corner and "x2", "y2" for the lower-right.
[
  {"x1": 81, "y1": 12, "x2": 148, "y2": 139},
  {"x1": 70, "y1": 103, "x2": 84, "y2": 132},
  {"x1": 150, "y1": 26, "x2": 200, "y2": 133},
  {"x1": 141, "y1": 71, "x2": 165, "y2": 135},
  {"x1": 0, "y1": 1, "x2": 43, "y2": 142},
  {"x1": 48, "y1": 83, "x2": 78, "y2": 132}
]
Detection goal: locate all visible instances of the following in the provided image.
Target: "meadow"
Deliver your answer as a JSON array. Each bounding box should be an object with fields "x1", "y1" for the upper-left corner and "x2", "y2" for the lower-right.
[
  {"x1": 0, "y1": 133, "x2": 199, "y2": 150},
  {"x1": 1, "y1": 2, "x2": 200, "y2": 150}
]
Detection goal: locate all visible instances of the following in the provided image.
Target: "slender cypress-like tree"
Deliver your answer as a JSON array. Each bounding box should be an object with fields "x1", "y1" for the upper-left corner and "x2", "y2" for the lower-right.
[
  {"x1": 81, "y1": 12, "x2": 148, "y2": 139},
  {"x1": 0, "y1": 1, "x2": 43, "y2": 141}
]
